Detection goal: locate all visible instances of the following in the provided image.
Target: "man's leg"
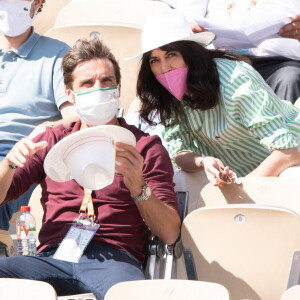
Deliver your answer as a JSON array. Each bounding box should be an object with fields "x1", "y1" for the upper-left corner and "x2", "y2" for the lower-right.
[
  {"x1": 75, "y1": 244, "x2": 145, "y2": 300},
  {"x1": 0, "y1": 245, "x2": 91, "y2": 296},
  {"x1": 251, "y1": 57, "x2": 300, "y2": 104}
]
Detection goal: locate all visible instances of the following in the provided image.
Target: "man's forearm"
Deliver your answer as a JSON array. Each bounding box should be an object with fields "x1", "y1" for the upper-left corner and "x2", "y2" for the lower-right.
[
  {"x1": 0, "y1": 157, "x2": 16, "y2": 205},
  {"x1": 135, "y1": 194, "x2": 180, "y2": 245}
]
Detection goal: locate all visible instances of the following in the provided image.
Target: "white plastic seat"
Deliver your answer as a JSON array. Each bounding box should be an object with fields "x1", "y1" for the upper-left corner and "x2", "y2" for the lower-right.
[
  {"x1": 32, "y1": 0, "x2": 70, "y2": 35},
  {"x1": 173, "y1": 169, "x2": 208, "y2": 213},
  {"x1": 281, "y1": 285, "x2": 300, "y2": 300},
  {"x1": 200, "y1": 177, "x2": 300, "y2": 214},
  {"x1": 104, "y1": 279, "x2": 230, "y2": 300},
  {"x1": 0, "y1": 278, "x2": 57, "y2": 300},
  {"x1": 45, "y1": 24, "x2": 142, "y2": 115},
  {"x1": 54, "y1": 0, "x2": 171, "y2": 29},
  {"x1": 180, "y1": 204, "x2": 300, "y2": 300}
]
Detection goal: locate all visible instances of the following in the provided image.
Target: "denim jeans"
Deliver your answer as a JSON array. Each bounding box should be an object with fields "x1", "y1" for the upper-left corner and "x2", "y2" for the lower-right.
[
  {"x1": 0, "y1": 244, "x2": 145, "y2": 300},
  {"x1": 0, "y1": 143, "x2": 37, "y2": 230}
]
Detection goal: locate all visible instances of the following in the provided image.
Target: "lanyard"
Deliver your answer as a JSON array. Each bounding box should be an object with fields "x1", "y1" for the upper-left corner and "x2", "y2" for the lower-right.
[
  {"x1": 74, "y1": 188, "x2": 95, "y2": 225},
  {"x1": 80, "y1": 188, "x2": 94, "y2": 218}
]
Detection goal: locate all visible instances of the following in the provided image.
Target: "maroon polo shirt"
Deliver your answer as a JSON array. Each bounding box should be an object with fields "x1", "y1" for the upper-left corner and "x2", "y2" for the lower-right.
[{"x1": 3, "y1": 118, "x2": 179, "y2": 263}]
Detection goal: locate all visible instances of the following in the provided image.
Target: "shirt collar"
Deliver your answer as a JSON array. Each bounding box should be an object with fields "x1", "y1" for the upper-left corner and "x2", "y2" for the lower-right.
[{"x1": 0, "y1": 27, "x2": 40, "y2": 58}]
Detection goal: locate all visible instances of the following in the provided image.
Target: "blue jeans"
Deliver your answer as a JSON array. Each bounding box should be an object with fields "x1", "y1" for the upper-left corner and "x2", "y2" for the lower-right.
[
  {"x1": 0, "y1": 143, "x2": 37, "y2": 230},
  {"x1": 0, "y1": 244, "x2": 145, "y2": 300}
]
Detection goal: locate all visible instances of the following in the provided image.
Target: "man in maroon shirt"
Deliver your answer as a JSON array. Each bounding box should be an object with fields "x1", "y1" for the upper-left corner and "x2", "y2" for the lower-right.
[{"x1": 0, "y1": 38, "x2": 180, "y2": 300}]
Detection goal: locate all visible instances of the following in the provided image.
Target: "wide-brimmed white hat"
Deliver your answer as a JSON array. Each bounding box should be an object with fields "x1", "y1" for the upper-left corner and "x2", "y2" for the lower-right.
[
  {"x1": 125, "y1": 9, "x2": 215, "y2": 61},
  {"x1": 44, "y1": 125, "x2": 136, "y2": 190}
]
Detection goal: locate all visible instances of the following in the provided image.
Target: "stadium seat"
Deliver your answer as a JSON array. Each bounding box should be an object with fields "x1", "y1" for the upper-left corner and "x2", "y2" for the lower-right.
[
  {"x1": 0, "y1": 278, "x2": 57, "y2": 300},
  {"x1": 32, "y1": 0, "x2": 70, "y2": 35},
  {"x1": 294, "y1": 97, "x2": 300, "y2": 110},
  {"x1": 180, "y1": 204, "x2": 300, "y2": 300},
  {"x1": 173, "y1": 169, "x2": 208, "y2": 214},
  {"x1": 199, "y1": 177, "x2": 300, "y2": 214},
  {"x1": 53, "y1": 0, "x2": 171, "y2": 29},
  {"x1": 45, "y1": 24, "x2": 141, "y2": 115},
  {"x1": 281, "y1": 285, "x2": 300, "y2": 300},
  {"x1": 104, "y1": 279, "x2": 230, "y2": 300}
]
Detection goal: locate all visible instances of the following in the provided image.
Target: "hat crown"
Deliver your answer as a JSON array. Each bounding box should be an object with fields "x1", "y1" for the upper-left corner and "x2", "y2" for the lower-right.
[{"x1": 142, "y1": 9, "x2": 193, "y2": 53}]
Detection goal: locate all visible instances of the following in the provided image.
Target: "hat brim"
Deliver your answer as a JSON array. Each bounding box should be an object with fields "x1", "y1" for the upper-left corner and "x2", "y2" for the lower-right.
[
  {"x1": 125, "y1": 31, "x2": 215, "y2": 61},
  {"x1": 44, "y1": 125, "x2": 136, "y2": 184}
]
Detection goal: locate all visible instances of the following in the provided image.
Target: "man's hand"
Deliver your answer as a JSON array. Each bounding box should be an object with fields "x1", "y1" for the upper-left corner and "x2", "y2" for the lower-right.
[
  {"x1": 189, "y1": 21, "x2": 206, "y2": 33},
  {"x1": 114, "y1": 142, "x2": 145, "y2": 196},
  {"x1": 279, "y1": 14, "x2": 300, "y2": 41},
  {"x1": 5, "y1": 138, "x2": 48, "y2": 168}
]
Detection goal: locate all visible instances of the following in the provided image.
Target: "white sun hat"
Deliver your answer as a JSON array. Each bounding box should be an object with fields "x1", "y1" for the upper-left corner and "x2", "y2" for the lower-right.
[
  {"x1": 125, "y1": 9, "x2": 215, "y2": 61},
  {"x1": 44, "y1": 125, "x2": 136, "y2": 190}
]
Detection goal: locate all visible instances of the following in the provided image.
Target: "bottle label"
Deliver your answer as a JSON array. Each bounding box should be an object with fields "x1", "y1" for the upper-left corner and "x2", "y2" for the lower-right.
[{"x1": 17, "y1": 225, "x2": 36, "y2": 239}]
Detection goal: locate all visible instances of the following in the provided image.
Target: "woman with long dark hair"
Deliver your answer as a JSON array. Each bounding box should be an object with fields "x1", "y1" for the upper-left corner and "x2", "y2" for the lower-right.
[{"x1": 129, "y1": 9, "x2": 300, "y2": 185}]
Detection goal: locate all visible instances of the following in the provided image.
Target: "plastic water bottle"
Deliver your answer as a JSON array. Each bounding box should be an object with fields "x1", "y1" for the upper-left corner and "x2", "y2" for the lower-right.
[{"x1": 16, "y1": 206, "x2": 36, "y2": 256}]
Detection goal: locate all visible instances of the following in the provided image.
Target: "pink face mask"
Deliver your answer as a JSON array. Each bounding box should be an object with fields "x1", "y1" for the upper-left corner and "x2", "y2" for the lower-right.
[{"x1": 155, "y1": 67, "x2": 188, "y2": 101}]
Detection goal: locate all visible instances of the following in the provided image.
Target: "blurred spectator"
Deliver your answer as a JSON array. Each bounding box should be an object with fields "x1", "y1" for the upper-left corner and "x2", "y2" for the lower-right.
[
  {"x1": 0, "y1": 0, "x2": 77, "y2": 233},
  {"x1": 168, "y1": 0, "x2": 300, "y2": 103}
]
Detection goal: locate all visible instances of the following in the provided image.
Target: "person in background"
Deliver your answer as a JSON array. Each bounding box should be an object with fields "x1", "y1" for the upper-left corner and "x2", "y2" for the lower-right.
[
  {"x1": 0, "y1": 38, "x2": 180, "y2": 300},
  {"x1": 131, "y1": 9, "x2": 300, "y2": 187},
  {"x1": 0, "y1": 0, "x2": 78, "y2": 240},
  {"x1": 166, "y1": 0, "x2": 300, "y2": 103}
]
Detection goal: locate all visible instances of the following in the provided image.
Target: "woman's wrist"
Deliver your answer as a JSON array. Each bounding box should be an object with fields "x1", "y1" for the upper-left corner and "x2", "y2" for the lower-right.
[{"x1": 198, "y1": 155, "x2": 206, "y2": 168}]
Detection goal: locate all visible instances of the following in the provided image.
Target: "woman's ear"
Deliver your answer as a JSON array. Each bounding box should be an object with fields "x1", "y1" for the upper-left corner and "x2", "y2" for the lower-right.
[{"x1": 65, "y1": 85, "x2": 75, "y2": 104}]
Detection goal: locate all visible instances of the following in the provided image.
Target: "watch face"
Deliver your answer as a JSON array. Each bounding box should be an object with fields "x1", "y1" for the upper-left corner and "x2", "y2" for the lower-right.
[{"x1": 145, "y1": 186, "x2": 152, "y2": 197}]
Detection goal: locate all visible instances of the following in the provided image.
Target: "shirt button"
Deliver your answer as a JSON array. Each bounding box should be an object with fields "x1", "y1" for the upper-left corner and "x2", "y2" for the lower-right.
[{"x1": 1, "y1": 65, "x2": 4, "y2": 69}]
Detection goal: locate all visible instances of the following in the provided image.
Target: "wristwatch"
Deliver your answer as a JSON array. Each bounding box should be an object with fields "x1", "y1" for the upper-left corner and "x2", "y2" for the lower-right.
[{"x1": 132, "y1": 183, "x2": 152, "y2": 202}]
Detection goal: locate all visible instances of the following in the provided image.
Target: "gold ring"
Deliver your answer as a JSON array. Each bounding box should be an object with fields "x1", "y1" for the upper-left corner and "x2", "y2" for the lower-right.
[{"x1": 296, "y1": 29, "x2": 298, "y2": 35}]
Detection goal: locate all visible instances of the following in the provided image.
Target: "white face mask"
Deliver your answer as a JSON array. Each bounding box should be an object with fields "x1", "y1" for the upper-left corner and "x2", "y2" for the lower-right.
[
  {"x1": 0, "y1": 0, "x2": 35, "y2": 37},
  {"x1": 71, "y1": 86, "x2": 120, "y2": 126}
]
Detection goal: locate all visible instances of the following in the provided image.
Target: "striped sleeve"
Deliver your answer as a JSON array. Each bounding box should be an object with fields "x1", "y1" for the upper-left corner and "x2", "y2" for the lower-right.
[
  {"x1": 221, "y1": 61, "x2": 300, "y2": 151},
  {"x1": 162, "y1": 111, "x2": 199, "y2": 164}
]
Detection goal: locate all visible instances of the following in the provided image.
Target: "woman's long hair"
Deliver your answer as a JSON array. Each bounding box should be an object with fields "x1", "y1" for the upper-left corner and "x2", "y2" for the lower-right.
[{"x1": 137, "y1": 41, "x2": 246, "y2": 126}]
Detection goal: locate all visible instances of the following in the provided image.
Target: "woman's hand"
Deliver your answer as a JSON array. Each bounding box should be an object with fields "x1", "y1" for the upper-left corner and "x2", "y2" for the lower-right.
[
  {"x1": 5, "y1": 138, "x2": 48, "y2": 169},
  {"x1": 201, "y1": 156, "x2": 235, "y2": 186}
]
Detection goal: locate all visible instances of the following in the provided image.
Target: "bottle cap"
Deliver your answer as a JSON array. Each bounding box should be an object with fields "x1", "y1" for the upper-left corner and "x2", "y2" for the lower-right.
[{"x1": 20, "y1": 206, "x2": 30, "y2": 212}]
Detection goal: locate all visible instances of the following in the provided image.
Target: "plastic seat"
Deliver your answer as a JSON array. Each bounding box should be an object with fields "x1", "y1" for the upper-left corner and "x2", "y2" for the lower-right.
[
  {"x1": 104, "y1": 279, "x2": 230, "y2": 300},
  {"x1": 281, "y1": 285, "x2": 300, "y2": 300},
  {"x1": 53, "y1": 0, "x2": 171, "y2": 29},
  {"x1": 180, "y1": 204, "x2": 300, "y2": 300},
  {"x1": 294, "y1": 97, "x2": 300, "y2": 110},
  {"x1": 199, "y1": 177, "x2": 300, "y2": 214},
  {"x1": 32, "y1": 0, "x2": 70, "y2": 35},
  {"x1": 45, "y1": 24, "x2": 141, "y2": 115},
  {"x1": 173, "y1": 169, "x2": 208, "y2": 214},
  {"x1": 0, "y1": 278, "x2": 57, "y2": 300}
]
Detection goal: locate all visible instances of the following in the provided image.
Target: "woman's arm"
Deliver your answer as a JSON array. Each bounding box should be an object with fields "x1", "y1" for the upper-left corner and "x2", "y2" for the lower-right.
[
  {"x1": 175, "y1": 151, "x2": 234, "y2": 186},
  {"x1": 247, "y1": 147, "x2": 300, "y2": 177}
]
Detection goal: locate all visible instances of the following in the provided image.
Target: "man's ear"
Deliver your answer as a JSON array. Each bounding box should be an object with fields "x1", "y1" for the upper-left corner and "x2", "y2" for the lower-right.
[
  {"x1": 65, "y1": 85, "x2": 75, "y2": 104},
  {"x1": 31, "y1": 0, "x2": 43, "y2": 17},
  {"x1": 118, "y1": 82, "x2": 121, "y2": 98}
]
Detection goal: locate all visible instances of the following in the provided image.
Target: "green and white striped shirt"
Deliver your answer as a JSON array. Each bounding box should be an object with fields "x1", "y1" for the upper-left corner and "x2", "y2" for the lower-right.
[{"x1": 163, "y1": 58, "x2": 300, "y2": 177}]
